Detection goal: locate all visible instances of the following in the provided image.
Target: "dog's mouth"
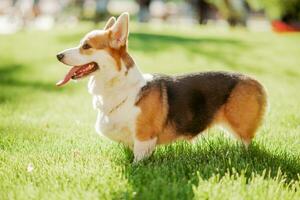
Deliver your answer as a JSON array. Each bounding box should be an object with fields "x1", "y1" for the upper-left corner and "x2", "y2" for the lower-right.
[{"x1": 56, "y1": 62, "x2": 99, "y2": 86}]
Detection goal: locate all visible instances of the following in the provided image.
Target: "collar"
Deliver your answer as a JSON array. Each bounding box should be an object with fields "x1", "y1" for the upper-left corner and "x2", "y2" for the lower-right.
[
  {"x1": 108, "y1": 96, "x2": 128, "y2": 114},
  {"x1": 106, "y1": 78, "x2": 145, "y2": 115}
]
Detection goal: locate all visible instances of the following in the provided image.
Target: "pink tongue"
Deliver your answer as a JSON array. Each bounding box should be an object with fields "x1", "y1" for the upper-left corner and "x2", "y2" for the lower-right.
[{"x1": 56, "y1": 66, "x2": 81, "y2": 87}]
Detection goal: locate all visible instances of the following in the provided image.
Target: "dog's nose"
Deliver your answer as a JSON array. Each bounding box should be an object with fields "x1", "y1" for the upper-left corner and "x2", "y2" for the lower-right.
[{"x1": 56, "y1": 53, "x2": 64, "y2": 61}]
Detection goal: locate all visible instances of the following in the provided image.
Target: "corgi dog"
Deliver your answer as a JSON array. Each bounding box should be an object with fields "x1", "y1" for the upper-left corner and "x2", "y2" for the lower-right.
[{"x1": 56, "y1": 13, "x2": 267, "y2": 162}]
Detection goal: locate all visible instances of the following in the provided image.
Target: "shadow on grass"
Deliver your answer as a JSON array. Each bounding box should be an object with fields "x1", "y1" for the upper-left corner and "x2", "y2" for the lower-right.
[
  {"x1": 117, "y1": 139, "x2": 300, "y2": 199},
  {"x1": 0, "y1": 64, "x2": 67, "y2": 104}
]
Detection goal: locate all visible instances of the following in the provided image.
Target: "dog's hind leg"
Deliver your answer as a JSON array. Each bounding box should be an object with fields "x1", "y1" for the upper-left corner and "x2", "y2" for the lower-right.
[{"x1": 218, "y1": 78, "x2": 267, "y2": 147}]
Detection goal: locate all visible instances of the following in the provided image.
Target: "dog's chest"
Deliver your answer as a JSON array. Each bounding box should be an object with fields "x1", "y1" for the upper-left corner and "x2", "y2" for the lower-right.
[
  {"x1": 94, "y1": 96, "x2": 140, "y2": 147},
  {"x1": 88, "y1": 70, "x2": 152, "y2": 147}
]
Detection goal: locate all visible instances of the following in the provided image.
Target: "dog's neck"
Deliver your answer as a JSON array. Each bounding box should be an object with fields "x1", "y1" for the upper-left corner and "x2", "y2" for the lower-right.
[{"x1": 88, "y1": 63, "x2": 146, "y2": 114}]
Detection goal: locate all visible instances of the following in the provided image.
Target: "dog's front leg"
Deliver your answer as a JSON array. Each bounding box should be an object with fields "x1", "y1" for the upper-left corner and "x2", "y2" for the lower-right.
[{"x1": 133, "y1": 137, "x2": 157, "y2": 163}]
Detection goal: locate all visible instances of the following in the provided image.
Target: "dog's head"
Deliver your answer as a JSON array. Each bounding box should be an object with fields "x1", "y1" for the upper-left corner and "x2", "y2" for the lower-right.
[{"x1": 56, "y1": 12, "x2": 131, "y2": 86}]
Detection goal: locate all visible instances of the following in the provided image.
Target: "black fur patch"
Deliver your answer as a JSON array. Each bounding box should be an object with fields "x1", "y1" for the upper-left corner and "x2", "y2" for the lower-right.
[{"x1": 140, "y1": 72, "x2": 242, "y2": 136}]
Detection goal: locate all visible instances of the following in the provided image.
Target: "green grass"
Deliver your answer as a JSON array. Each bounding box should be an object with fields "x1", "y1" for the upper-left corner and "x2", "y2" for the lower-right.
[{"x1": 0, "y1": 23, "x2": 300, "y2": 199}]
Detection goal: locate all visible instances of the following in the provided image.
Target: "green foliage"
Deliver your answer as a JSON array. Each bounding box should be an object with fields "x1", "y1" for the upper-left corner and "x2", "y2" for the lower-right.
[
  {"x1": 0, "y1": 23, "x2": 300, "y2": 199},
  {"x1": 207, "y1": 0, "x2": 230, "y2": 16},
  {"x1": 208, "y1": 0, "x2": 300, "y2": 21},
  {"x1": 248, "y1": 0, "x2": 300, "y2": 20},
  {"x1": 207, "y1": 0, "x2": 248, "y2": 21}
]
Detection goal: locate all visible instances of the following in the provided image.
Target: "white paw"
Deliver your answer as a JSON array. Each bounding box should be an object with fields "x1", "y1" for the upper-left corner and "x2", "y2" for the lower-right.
[{"x1": 133, "y1": 137, "x2": 157, "y2": 163}]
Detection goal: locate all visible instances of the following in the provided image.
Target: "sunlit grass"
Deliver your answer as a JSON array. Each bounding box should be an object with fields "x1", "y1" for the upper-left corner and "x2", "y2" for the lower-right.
[{"x1": 0, "y1": 23, "x2": 300, "y2": 199}]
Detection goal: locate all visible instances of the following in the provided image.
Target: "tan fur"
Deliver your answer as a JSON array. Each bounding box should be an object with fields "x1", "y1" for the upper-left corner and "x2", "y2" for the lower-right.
[
  {"x1": 135, "y1": 84, "x2": 194, "y2": 143},
  {"x1": 106, "y1": 47, "x2": 122, "y2": 71},
  {"x1": 120, "y1": 47, "x2": 135, "y2": 70},
  {"x1": 79, "y1": 32, "x2": 110, "y2": 56},
  {"x1": 216, "y1": 77, "x2": 267, "y2": 145},
  {"x1": 135, "y1": 84, "x2": 168, "y2": 141},
  {"x1": 79, "y1": 31, "x2": 134, "y2": 71},
  {"x1": 156, "y1": 125, "x2": 179, "y2": 144},
  {"x1": 90, "y1": 33, "x2": 110, "y2": 49},
  {"x1": 106, "y1": 46, "x2": 134, "y2": 71},
  {"x1": 157, "y1": 125, "x2": 194, "y2": 144}
]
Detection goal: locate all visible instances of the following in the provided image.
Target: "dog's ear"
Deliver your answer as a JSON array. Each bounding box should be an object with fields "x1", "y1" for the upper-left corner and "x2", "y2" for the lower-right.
[
  {"x1": 104, "y1": 17, "x2": 116, "y2": 30},
  {"x1": 109, "y1": 12, "x2": 129, "y2": 49}
]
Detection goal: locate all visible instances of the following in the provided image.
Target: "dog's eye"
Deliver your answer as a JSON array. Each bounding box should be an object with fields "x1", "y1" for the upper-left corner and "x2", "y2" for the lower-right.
[{"x1": 82, "y1": 43, "x2": 92, "y2": 50}]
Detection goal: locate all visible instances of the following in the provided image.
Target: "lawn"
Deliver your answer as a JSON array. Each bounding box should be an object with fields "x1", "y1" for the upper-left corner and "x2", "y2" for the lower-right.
[{"x1": 0, "y1": 23, "x2": 300, "y2": 200}]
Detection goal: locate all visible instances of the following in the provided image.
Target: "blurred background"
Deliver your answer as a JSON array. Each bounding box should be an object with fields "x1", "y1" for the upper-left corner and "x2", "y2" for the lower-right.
[
  {"x1": 0, "y1": 0, "x2": 299, "y2": 34},
  {"x1": 0, "y1": 1, "x2": 300, "y2": 199}
]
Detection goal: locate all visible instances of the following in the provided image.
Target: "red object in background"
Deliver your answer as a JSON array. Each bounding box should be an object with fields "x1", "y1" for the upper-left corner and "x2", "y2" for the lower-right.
[{"x1": 272, "y1": 20, "x2": 300, "y2": 32}]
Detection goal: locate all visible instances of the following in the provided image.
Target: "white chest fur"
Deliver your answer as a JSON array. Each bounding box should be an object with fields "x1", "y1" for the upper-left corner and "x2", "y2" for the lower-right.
[
  {"x1": 88, "y1": 67, "x2": 150, "y2": 147},
  {"x1": 93, "y1": 94, "x2": 141, "y2": 147}
]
